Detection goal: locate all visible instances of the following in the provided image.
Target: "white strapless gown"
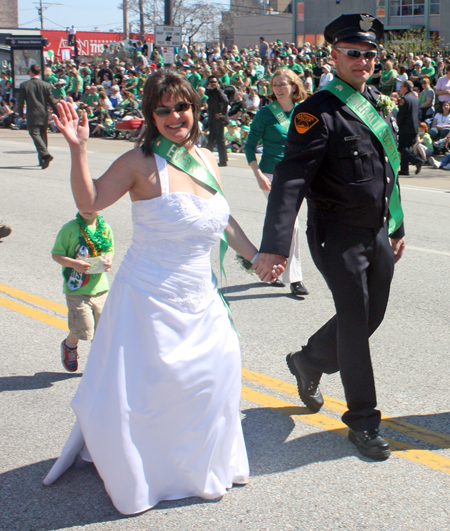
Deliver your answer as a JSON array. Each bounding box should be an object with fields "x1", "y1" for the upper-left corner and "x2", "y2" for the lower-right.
[{"x1": 43, "y1": 152, "x2": 249, "y2": 515}]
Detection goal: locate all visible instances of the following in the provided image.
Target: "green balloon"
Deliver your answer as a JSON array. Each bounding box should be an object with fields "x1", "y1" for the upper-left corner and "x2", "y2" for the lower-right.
[{"x1": 47, "y1": 50, "x2": 54, "y2": 57}]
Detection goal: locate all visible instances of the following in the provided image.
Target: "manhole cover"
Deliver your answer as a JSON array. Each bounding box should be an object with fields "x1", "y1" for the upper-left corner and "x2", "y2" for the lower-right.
[{"x1": 3, "y1": 150, "x2": 36, "y2": 154}]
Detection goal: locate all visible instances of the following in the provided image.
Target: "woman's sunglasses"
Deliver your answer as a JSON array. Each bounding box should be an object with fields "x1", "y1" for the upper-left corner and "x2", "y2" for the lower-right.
[
  {"x1": 154, "y1": 102, "x2": 192, "y2": 117},
  {"x1": 335, "y1": 48, "x2": 377, "y2": 60}
]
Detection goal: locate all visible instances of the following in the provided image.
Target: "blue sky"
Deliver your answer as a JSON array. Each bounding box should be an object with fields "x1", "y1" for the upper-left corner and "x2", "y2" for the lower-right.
[{"x1": 18, "y1": 0, "x2": 230, "y2": 33}]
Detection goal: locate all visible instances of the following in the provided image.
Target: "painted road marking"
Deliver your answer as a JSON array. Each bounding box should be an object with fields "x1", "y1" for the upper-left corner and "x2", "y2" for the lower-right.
[
  {"x1": 242, "y1": 368, "x2": 450, "y2": 449},
  {"x1": 241, "y1": 387, "x2": 450, "y2": 475},
  {"x1": 0, "y1": 295, "x2": 68, "y2": 331},
  {"x1": 2, "y1": 284, "x2": 450, "y2": 474},
  {"x1": 0, "y1": 283, "x2": 68, "y2": 314}
]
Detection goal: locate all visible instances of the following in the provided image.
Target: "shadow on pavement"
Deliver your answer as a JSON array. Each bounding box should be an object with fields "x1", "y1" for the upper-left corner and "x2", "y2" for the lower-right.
[
  {"x1": 2, "y1": 408, "x2": 449, "y2": 529},
  {"x1": 241, "y1": 407, "x2": 450, "y2": 475},
  {"x1": 242, "y1": 407, "x2": 352, "y2": 476},
  {"x1": 0, "y1": 372, "x2": 82, "y2": 392},
  {"x1": 0, "y1": 166, "x2": 41, "y2": 170},
  {"x1": 225, "y1": 282, "x2": 293, "y2": 302},
  {"x1": 0, "y1": 459, "x2": 224, "y2": 530},
  {"x1": 0, "y1": 458, "x2": 124, "y2": 530}
]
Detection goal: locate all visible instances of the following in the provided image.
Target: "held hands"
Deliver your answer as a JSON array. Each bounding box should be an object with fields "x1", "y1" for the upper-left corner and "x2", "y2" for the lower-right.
[
  {"x1": 52, "y1": 100, "x2": 89, "y2": 147},
  {"x1": 252, "y1": 253, "x2": 287, "y2": 283}
]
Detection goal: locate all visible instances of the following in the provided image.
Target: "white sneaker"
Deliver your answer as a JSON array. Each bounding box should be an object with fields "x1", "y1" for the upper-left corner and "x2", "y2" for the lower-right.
[
  {"x1": 434, "y1": 139, "x2": 446, "y2": 147},
  {"x1": 443, "y1": 163, "x2": 450, "y2": 170},
  {"x1": 427, "y1": 156, "x2": 440, "y2": 168}
]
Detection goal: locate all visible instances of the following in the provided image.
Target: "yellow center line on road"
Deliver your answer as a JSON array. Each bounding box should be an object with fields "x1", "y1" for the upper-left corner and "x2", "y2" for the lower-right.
[
  {"x1": 2, "y1": 283, "x2": 450, "y2": 475},
  {"x1": 0, "y1": 295, "x2": 68, "y2": 331},
  {"x1": 0, "y1": 283, "x2": 67, "y2": 314},
  {"x1": 242, "y1": 368, "x2": 450, "y2": 450},
  {"x1": 241, "y1": 387, "x2": 450, "y2": 476}
]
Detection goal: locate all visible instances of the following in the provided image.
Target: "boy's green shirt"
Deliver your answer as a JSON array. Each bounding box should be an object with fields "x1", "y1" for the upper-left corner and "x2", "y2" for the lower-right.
[{"x1": 52, "y1": 219, "x2": 114, "y2": 295}]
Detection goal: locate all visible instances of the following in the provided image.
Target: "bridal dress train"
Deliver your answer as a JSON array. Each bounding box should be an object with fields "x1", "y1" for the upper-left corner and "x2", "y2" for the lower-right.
[{"x1": 44, "y1": 152, "x2": 249, "y2": 515}]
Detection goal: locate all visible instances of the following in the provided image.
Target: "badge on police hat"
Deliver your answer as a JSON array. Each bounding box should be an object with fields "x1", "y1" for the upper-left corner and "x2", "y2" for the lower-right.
[{"x1": 360, "y1": 15, "x2": 375, "y2": 32}]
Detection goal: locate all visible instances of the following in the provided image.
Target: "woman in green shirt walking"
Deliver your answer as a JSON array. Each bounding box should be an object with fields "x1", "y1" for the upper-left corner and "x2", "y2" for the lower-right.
[{"x1": 244, "y1": 68, "x2": 309, "y2": 297}]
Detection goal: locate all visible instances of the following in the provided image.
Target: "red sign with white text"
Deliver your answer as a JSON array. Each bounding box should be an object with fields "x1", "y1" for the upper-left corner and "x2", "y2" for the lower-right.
[{"x1": 41, "y1": 30, "x2": 153, "y2": 58}]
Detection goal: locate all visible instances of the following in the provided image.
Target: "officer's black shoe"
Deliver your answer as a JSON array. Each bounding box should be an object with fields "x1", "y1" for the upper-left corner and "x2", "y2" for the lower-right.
[
  {"x1": 218, "y1": 162, "x2": 227, "y2": 167},
  {"x1": 415, "y1": 160, "x2": 423, "y2": 175},
  {"x1": 348, "y1": 428, "x2": 391, "y2": 461},
  {"x1": 286, "y1": 351, "x2": 323, "y2": 413},
  {"x1": 398, "y1": 171, "x2": 410, "y2": 176},
  {"x1": 270, "y1": 279, "x2": 285, "y2": 287},
  {"x1": 290, "y1": 281, "x2": 309, "y2": 297}
]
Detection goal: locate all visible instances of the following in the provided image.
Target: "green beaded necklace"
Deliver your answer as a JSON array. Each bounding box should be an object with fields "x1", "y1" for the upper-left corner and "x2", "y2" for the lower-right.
[{"x1": 76, "y1": 213, "x2": 112, "y2": 256}]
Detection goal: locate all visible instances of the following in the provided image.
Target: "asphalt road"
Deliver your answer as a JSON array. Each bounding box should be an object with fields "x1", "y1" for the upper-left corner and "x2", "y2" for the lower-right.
[{"x1": 1, "y1": 129, "x2": 450, "y2": 531}]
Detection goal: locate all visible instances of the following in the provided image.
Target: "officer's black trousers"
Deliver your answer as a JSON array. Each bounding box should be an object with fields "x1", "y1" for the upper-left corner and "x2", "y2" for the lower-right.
[
  {"x1": 399, "y1": 133, "x2": 422, "y2": 174},
  {"x1": 302, "y1": 220, "x2": 395, "y2": 431},
  {"x1": 206, "y1": 121, "x2": 227, "y2": 165}
]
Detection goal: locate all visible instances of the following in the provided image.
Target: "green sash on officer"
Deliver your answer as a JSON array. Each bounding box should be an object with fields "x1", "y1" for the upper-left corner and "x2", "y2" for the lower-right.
[
  {"x1": 323, "y1": 77, "x2": 403, "y2": 236},
  {"x1": 152, "y1": 135, "x2": 232, "y2": 317},
  {"x1": 267, "y1": 100, "x2": 296, "y2": 133}
]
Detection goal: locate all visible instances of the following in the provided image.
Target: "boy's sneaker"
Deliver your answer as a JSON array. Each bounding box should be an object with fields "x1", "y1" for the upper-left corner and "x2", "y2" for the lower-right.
[{"x1": 61, "y1": 340, "x2": 78, "y2": 372}]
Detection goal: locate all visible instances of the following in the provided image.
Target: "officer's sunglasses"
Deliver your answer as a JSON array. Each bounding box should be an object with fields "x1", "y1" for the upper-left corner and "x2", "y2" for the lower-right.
[
  {"x1": 336, "y1": 48, "x2": 377, "y2": 60},
  {"x1": 154, "y1": 102, "x2": 192, "y2": 117}
]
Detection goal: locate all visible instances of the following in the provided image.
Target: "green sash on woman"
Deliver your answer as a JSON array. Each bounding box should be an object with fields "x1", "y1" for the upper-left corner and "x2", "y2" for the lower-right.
[
  {"x1": 323, "y1": 77, "x2": 403, "y2": 236},
  {"x1": 152, "y1": 135, "x2": 232, "y2": 317},
  {"x1": 267, "y1": 100, "x2": 296, "y2": 133}
]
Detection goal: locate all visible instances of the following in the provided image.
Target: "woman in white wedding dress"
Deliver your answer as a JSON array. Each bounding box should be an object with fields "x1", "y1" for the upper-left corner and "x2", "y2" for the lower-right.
[{"x1": 44, "y1": 69, "x2": 281, "y2": 515}]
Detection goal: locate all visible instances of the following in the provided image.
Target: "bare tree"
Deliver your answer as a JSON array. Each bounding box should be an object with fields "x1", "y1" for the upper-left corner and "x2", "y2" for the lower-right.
[{"x1": 124, "y1": 0, "x2": 222, "y2": 45}]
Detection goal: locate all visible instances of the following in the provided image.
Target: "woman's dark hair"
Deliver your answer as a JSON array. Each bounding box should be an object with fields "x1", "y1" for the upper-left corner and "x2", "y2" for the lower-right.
[
  {"x1": 439, "y1": 100, "x2": 450, "y2": 114},
  {"x1": 139, "y1": 68, "x2": 201, "y2": 156}
]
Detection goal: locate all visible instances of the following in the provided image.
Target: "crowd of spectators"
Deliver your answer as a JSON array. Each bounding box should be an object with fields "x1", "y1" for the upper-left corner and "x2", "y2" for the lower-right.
[{"x1": 1, "y1": 37, "x2": 450, "y2": 166}]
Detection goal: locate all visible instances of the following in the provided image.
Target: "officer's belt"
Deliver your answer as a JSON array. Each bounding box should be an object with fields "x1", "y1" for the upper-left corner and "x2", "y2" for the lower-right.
[{"x1": 323, "y1": 77, "x2": 403, "y2": 236}]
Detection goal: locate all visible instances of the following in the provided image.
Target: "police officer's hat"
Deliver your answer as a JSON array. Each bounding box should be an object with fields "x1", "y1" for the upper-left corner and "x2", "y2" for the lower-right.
[{"x1": 324, "y1": 14, "x2": 383, "y2": 48}]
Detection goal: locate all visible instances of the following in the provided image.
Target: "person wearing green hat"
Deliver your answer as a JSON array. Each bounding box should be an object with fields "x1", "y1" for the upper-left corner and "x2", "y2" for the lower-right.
[{"x1": 225, "y1": 120, "x2": 241, "y2": 152}]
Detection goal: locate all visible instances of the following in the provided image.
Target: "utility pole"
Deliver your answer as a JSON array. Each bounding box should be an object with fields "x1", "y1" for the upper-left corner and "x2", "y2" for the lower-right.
[
  {"x1": 38, "y1": 0, "x2": 43, "y2": 29},
  {"x1": 165, "y1": 0, "x2": 172, "y2": 25},
  {"x1": 139, "y1": 0, "x2": 145, "y2": 41},
  {"x1": 32, "y1": 0, "x2": 62, "y2": 30},
  {"x1": 123, "y1": 0, "x2": 129, "y2": 40}
]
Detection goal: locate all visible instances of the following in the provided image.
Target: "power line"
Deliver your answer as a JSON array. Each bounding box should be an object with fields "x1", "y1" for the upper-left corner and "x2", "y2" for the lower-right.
[
  {"x1": 19, "y1": 17, "x2": 41, "y2": 26},
  {"x1": 42, "y1": 15, "x2": 66, "y2": 28}
]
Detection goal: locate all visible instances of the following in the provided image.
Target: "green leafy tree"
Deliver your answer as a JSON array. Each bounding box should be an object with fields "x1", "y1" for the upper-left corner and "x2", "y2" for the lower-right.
[{"x1": 386, "y1": 28, "x2": 444, "y2": 56}]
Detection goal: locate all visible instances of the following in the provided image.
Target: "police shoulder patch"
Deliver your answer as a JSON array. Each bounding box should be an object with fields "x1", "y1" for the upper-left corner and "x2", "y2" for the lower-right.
[
  {"x1": 399, "y1": 98, "x2": 405, "y2": 105},
  {"x1": 294, "y1": 113, "x2": 319, "y2": 134}
]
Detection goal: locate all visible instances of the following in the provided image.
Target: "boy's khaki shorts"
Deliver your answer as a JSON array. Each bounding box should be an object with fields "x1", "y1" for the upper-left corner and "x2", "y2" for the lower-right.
[{"x1": 66, "y1": 290, "x2": 109, "y2": 341}]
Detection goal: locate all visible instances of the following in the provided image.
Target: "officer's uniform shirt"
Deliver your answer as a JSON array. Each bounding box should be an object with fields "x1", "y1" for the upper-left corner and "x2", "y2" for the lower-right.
[{"x1": 260, "y1": 79, "x2": 404, "y2": 257}]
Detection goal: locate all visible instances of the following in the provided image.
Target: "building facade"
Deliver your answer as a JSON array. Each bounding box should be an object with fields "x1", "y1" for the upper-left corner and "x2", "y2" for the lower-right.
[
  {"x1": 221, "y1": 0, "x2": 292, "y2": 48},
  {"x1": 0, "y1": 0, "x2": 18, "y2": 27},
  {"x1": 295, "y1": 0, "x2": 449, "y2": 49}
]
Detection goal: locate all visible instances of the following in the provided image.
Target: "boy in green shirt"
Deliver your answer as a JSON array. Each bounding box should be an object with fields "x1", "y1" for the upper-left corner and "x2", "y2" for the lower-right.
[{"x1": 52, "y1": 210, "x2": 114, "y2": 372}]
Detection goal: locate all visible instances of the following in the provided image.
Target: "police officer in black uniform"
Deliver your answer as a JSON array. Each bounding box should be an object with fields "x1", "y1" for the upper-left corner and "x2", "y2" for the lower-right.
[
  {"x1": 253, "y1": 14, "x2": 405, "y2": 461},
  {"x1": 397, "y1": 80, "x2": 422, "y2": 175}
]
